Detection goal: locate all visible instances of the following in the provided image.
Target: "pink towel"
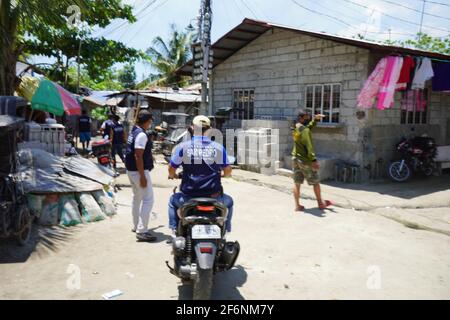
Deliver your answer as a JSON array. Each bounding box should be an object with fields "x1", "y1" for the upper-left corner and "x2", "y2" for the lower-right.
[
  {"x1": 357, "y1": 57, "x2": 387, "y2": 109},
  {"x1": 377, "y1": 56, "x2": 403, "y2": 110}
]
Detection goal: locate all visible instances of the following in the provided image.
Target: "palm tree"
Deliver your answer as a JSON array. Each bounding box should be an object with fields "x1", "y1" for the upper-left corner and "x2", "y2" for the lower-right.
[{"x1": 145, "y1": 24, "x2": 193, "y2": 87}]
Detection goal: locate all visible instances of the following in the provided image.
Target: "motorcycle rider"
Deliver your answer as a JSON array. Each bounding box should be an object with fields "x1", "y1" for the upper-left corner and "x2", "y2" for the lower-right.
[{"x1": 168, "y1": 115, "x2": 233, "y2": 235}]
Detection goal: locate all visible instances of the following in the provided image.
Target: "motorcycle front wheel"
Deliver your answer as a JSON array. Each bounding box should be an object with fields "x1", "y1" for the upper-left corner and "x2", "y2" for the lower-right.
[
  {"x1": 193, "y1": 269, "x2": 213, "y2": 300},
  {"x1": 388, "y1": 161, "x2": 411, "y2": 182}
]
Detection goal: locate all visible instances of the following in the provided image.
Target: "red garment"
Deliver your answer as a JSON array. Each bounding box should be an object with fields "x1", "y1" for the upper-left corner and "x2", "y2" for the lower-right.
[{"x1": 396, "y1": 56, "x2": 415, "y2": 91}]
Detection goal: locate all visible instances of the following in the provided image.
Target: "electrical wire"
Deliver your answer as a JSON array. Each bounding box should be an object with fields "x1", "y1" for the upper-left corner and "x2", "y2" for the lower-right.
[
  {"x1": 379, "y1": 0, "x2": 450, "y2": 21},
  {"x1": 304, "y1": 0, "x2": 417, "y2": 36},
  {"x1": 122, "y1": 0, "x2": 170, "y2": 46},
  {"x1": 240, "y1": 0, "x2": 259, "y2": 19},
  {"x1": 340, "y1": 0, "x2": 450, "y2": 34},
  {"x1": 290, "y1": 0, "x2": 418, "y2": 37},
  {"x1": 290, "y1": 0, "x2": 354, "y2": 28},
  {"x1": 423, "y1": 0, "x2": 450, "y2": 7},
  {"x1": 245, "y1": 0, "x2": 270, "y2": 20},
  {"x1": 94, "y1": 0, "x2": 158, "y2": 38}
]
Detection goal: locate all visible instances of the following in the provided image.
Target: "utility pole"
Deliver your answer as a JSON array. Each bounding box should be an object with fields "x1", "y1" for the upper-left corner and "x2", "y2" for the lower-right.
[
  {"x1": 419, "y1": 0, "x2": 426, "y2": 42},
  {"x1": 77, "y1": 38, "x2": 82, "y2": 94},
  {"x1": 193, "y1": 0, "x2": 213, "y2": 115}
]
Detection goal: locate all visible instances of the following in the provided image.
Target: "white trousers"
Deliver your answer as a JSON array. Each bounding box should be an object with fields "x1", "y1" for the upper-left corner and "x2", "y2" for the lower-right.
[{"x1": 127, "y1": 170, "x2": 154, "y2": 234}]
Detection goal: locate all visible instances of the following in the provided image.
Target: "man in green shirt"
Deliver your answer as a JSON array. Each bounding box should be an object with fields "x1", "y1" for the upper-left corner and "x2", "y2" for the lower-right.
[{"x1": 292, "y1": 109, "x2": 332, "y2": 212}]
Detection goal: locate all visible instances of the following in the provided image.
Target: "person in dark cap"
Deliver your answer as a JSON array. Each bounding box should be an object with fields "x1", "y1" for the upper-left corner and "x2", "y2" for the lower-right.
[
  {"x1": 125, "y1": 110, "x2": 157, "y2": 242},
  {"x1": 292, "y1": 109, "x2": 332, "y2": 212}
]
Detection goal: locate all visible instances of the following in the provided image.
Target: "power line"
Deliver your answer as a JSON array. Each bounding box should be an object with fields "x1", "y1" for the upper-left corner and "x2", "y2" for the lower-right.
[
  {"x1": 95, "y1": 0, "x2": 158, "y2": 38},
  {"x1": 424, "y1": 0, "x2": 450, "y2": 7},
  {"x1": 290, "y1": 0, "x2": 354, "y2": 28},
  {"x1": 290, "y1": 0, "x2": 417, "y2": 37},
  {"x1": 379, "y1": 0, "x2": 450, "y2": 21},
  {"x1": 123, "y1": 0, "x2": 170, "y2": 46},
  {"x1": 304, "y1": 0, "x2": 418, "y2": 37},
  {"x1": 245, "y1": 0, "x2": 270, "y2": 20},
  {"x1": 340, "y1": 0, "x2": 450, "y2": 34},
  {"x1": 240, "y1": 0, "x2": 259, "y2": 19}
]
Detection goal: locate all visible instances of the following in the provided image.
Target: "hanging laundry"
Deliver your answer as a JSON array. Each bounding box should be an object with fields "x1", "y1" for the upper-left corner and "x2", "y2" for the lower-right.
[
  {"x1": 401, "y1": 89, "x2": 427, "y2": 113},
  {"x1": 411, "y1": 57, "x2": 434, "y2": 89},
  {"x1": 396, "y1": 56, "x2": 415, "y2": 91},
  {"x1": 401, "y1": 90, "x2": 415, "y2": 112},
  {"x1": 357, "y1": 57, "x2": 387, "y2": 108},
  {"x1": 407, "y1": 57, "x2": 420, "y2": 90},
  {"x1": 377, "y1": 56, "x2": 403, "y2": 110},
  {"x1": 416, "y1": 89, "x2": 427, "y2": 112},
  {"x1": 432, "y1": 62, "x2": 450, "y2": 91}
]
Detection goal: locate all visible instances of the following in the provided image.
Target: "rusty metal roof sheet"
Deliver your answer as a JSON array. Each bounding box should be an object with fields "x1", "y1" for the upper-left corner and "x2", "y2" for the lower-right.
[{"x1": 178, "y1": 18, "x2": 450, "y2": 76}]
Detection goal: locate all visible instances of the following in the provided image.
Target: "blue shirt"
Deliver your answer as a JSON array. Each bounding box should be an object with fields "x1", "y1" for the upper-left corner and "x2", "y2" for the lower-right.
[
  {"x1": 170, "y1": 136, "x2": 230, "y2": 197},
  {"x1": 78, "y1": 115, "x2": 91, "y2": 133},
  {"x1": 111, "y1": 122, "x2": 125, "y2": 145}
]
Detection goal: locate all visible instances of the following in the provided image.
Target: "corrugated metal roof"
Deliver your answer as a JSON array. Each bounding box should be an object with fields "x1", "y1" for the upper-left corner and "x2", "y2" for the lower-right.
[
  {"x1": 139, "y1": 92, "x2": 200, "y2": 103},
  {"x1": 178, "y1": 18, "x2": 450, "y2": 76},
  {"x1": 107, "y1": 88, "x2": 201, "y2": 104}
]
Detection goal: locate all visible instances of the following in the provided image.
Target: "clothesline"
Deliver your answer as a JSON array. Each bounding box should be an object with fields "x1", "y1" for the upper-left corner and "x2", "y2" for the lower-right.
[{"x1": 357, "y1": 54, "x2": 450, "y2": 111}]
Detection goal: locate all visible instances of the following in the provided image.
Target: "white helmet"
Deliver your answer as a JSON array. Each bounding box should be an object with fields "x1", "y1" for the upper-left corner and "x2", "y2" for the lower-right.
[{"x1": 192, "y1": 115, "x2": 211, "y2": 128}]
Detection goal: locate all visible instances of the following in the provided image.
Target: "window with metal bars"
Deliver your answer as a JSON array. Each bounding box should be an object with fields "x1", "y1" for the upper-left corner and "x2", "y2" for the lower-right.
[
  {"x1": 400, "y1": 89, "x2": 428, "y2": 125},
  {"x1": 232, "y1": 89, "x2": 255, "y2": 120},
  {"x1": 305, "y1": 84, "x2": 341, "y2": 124}
]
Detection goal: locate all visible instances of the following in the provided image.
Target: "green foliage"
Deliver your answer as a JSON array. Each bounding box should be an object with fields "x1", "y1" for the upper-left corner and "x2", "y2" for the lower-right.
[
  {"x1": 144, "y1": 24, "x2": 193, "y2": 87},
  {"x1": 1, "y1": 0, "x2": 142, "y2": 94},
  {"x1": 117, "y1": 64, "x2": 136, "y2": 89},
  {"x1": 397, "y1": 33, "x2": 450, "y2": 55},
  {"x1": 67, "y1": 67, "x2": 124, "y2": 92},
  {"x1": 91, "y1": 106, "x2": 109, "y2": 121},
  {"x1": 356, "y1": 32, "x2": 450, "y2": 55}
]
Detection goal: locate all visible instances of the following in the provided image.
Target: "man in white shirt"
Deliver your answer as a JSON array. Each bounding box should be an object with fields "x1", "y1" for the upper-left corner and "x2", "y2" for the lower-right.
[{"x1": 124, "y1": 110, "x2": 156, "y2": 242}]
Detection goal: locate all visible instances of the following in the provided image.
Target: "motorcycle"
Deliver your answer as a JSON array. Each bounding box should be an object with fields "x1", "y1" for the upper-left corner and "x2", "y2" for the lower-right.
[
  {"x1": 388, "y1": 136, "x2": 437, "y2": 182},
  {"x1": 166, "y1": 172, "x2": 240, "y2": 300},
  {"x1": 90, "y1": 139, "x2": 120, "y2": 178}
]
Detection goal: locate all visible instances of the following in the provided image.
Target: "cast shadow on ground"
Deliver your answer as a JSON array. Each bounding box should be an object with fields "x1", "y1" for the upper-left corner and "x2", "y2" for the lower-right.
[
  {"x1": 323, "y1": 171, "x2": 450, "y2": 200},
  {"x1": 136, "y1": 225, "x2": 172, "y2": 244},
  {"x1": 177, "y1": 265, "x2": 248, "y2": 300},
  {"x1": 303, "y1": 207, "x2": 338, "y2": 218},
  {"x1": 0, "y1": 223, "x2": 75, "y2": 264}
]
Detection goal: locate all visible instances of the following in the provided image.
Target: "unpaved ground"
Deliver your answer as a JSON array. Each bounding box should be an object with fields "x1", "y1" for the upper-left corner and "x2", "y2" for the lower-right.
[{"x1": 0, "y1": 164, "x2": 449, "y2": 300}]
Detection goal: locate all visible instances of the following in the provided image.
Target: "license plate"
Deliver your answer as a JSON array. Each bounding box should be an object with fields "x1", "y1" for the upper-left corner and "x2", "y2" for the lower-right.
[{"x1": 191, "y1": 225, "x2": 221, "y2": 240}]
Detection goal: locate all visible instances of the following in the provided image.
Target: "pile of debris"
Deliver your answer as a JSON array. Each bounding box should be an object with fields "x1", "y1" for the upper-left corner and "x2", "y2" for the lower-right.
[{"x1": 18, "y1": 148, "x2": 117, "y2": 227}]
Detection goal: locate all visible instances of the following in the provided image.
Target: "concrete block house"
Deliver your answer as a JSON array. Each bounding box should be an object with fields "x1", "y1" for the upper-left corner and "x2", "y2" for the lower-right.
[{"x1": 179, "y1": 19, "x2": 450, "y2": 181}]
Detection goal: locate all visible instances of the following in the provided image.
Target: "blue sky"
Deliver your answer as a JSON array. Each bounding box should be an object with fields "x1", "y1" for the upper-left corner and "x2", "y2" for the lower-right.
[{"x1": 31, "y1": 0, "x2": 450, "y2": 83}]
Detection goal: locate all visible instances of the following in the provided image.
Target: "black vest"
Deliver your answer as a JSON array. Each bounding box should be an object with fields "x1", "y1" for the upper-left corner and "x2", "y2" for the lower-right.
[{"x1": 125, "y1": 126, "x2": 154, "y2": 171}]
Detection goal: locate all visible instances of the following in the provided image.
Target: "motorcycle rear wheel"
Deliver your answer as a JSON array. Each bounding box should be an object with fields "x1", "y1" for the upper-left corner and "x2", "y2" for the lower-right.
[
  {"x1": 388, "y1": 161, "x2": 411, "y2": 182},
  {"x1": 193, "y1": 269, "x2": 213, "y2": 300},
  {"x1": 16, "y1": 205, "x2": 32, "y2": 246}
]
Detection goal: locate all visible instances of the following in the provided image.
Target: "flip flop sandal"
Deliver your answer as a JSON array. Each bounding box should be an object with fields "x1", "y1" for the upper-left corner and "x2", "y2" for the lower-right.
[
  {"x1": 319, "y1": 200, "x2": 333, "y2": 210},
  {"x1": 136, "y1": 233, "x2": 157, "y2": 242}
]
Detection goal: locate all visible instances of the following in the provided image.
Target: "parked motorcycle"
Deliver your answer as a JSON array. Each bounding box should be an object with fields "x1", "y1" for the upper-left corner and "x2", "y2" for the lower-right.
[
  {"x1": 388, "y1": 136, "x2": 437, "y2": 182},
  {"x1": 166, "y1": 173, "x2": 240, "y2": 300}
]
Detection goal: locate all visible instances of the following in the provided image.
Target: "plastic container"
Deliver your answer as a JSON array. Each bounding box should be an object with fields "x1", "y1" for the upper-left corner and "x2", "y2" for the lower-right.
[{"x1": 25, "y1": 122, "x2": 41, "y2": 141}]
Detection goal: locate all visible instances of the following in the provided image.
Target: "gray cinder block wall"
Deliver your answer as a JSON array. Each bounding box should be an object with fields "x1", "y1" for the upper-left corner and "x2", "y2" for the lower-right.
[{"x1": 211, "y1": 27, "x2": 450, "y2": 181}]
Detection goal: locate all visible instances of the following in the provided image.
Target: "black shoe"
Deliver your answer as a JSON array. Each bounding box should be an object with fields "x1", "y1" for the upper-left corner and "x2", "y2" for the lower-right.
[
  {"x1": 136, "y1": 232, "x2": 157, "y2": 242},
  {"x1": 131, "y1": 228, "x2": 136, "y2": 233}
]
